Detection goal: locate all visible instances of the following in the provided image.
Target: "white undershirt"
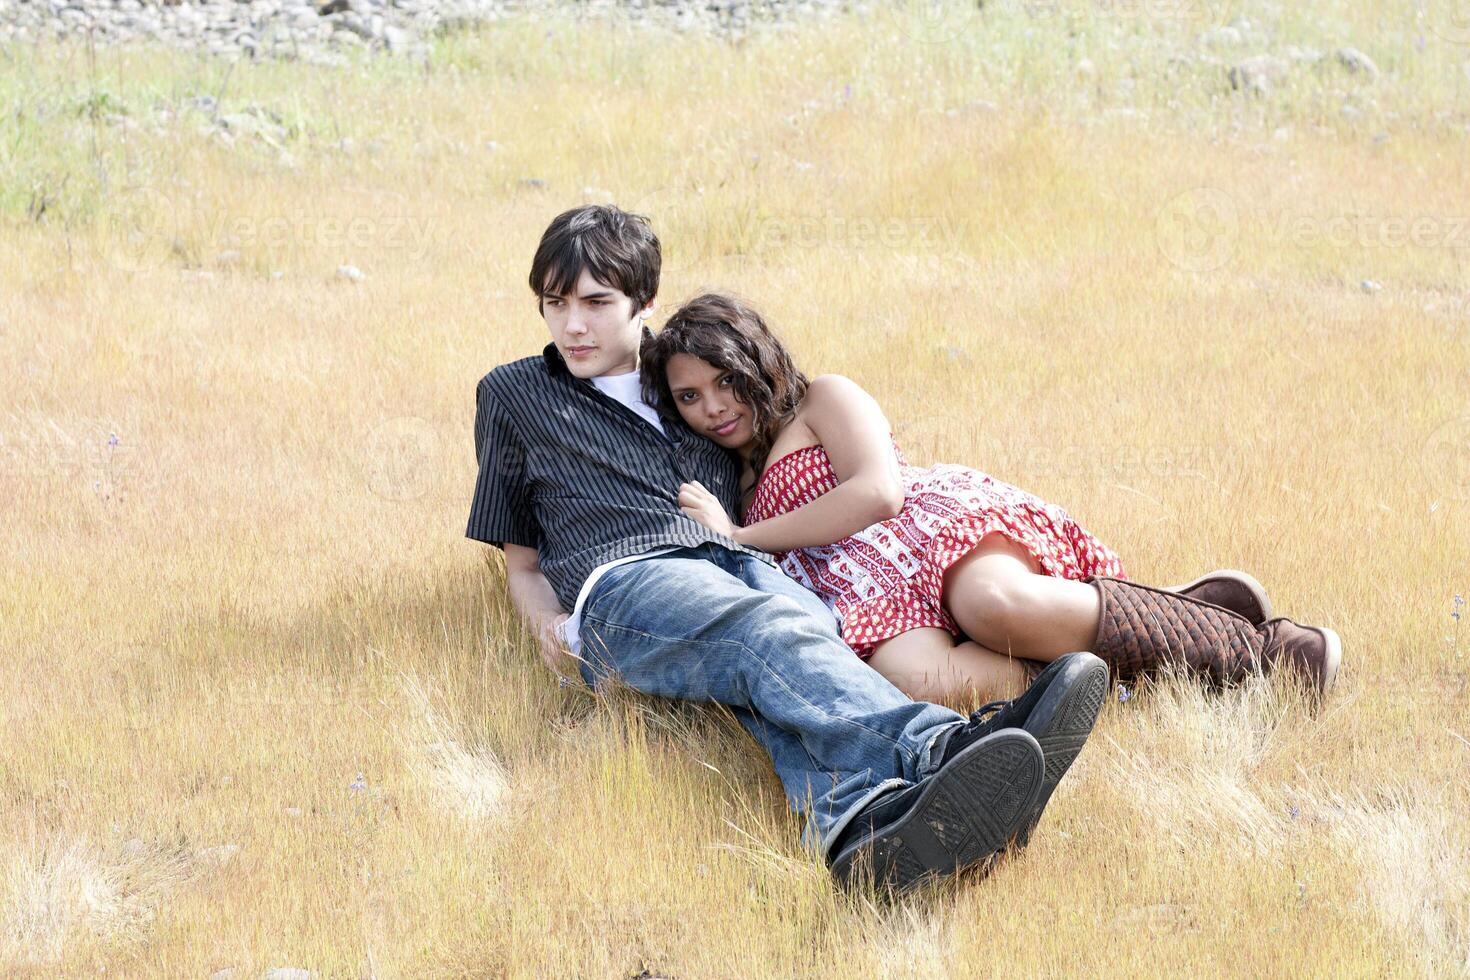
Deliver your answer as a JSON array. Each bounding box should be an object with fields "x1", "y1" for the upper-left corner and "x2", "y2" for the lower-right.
[{"x1": 555, "y1": 370, "x2": 678, "y2": 655}]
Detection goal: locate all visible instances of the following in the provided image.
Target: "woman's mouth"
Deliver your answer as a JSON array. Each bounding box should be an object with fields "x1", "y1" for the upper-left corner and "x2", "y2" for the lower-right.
[{"x1": 711, "y1": 417, "x2": 740, "y2": 437}]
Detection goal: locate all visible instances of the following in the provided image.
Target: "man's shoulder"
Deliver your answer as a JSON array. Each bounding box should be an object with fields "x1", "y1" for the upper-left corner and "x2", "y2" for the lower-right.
[{"x1": 478, "y1": 354, "x2": 551, "y2": 399}]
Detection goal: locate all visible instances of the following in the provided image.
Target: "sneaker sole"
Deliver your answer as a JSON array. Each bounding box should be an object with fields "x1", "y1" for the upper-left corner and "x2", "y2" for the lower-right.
[
  {"x1": 1014, "y1": 653, "x2": 1109, "y2": 847},
  {"x1": 829, "y1": 730, "x2": 1044, "y2": 894},
  {"x1": 1165, "y1": 568, "x2": 1273, "y2": 623},
  {"x1": 1317, "y1": 625, "x2": 1342, "y2": 696}
]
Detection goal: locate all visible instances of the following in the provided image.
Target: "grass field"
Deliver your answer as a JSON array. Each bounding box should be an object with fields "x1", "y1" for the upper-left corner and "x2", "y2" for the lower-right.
[{"x1": 2, "y1": 2, "x2": 1469, "y2": 975}]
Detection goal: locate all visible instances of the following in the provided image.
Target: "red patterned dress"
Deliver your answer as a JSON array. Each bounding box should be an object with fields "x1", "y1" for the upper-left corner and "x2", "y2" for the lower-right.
[{"x1": 741, "y1": 439, "x2": 1127, "y2": 659}]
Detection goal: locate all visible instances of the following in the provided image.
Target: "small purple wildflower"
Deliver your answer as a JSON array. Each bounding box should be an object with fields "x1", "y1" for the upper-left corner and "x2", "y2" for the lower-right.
[
  {"x1": 1117, "y1": 684, "x2": 1132, "y2": 703},
  {"x1": 1454, "y1": 595, "x2": 1465, "y2": 622},
  {"x1": 108, "y1": 432, "x2": 119, "y2": 447},
  {"x1": 349, "y1": 773, "x2": 367, "y2": 791},
  {"x1": 1288, "y1": 805, "x2": 1300, "y2": 821}
]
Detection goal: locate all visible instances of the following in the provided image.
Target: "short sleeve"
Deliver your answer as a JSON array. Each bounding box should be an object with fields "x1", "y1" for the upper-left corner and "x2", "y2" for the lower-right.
[{"x1": 466, "y1": 379, "x2": 543, "y2": 550}]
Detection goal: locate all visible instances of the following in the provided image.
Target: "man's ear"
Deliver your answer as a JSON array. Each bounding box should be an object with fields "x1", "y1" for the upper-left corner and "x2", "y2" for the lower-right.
[{"x1": 638, "y1": 298, "x2": 657, "y2": 322}]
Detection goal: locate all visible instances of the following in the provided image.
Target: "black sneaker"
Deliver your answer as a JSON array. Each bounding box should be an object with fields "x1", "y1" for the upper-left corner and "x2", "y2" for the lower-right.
[
  {"x1": 934, "y1": 653, "x2": 1110, "y2": 847},
  {"x1": 827, "y1": 729, "x2": 1044, "y2": 894}
]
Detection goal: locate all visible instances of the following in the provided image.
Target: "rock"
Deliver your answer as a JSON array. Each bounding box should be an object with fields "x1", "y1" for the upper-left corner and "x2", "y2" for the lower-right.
[
  {"x1": 1336, "y1": 47, "x2": 1380, "y2": 79},
  {"x1": 209, "y1": 970, "x2": 237, "y2": 980},
  {"x1": 1283, "y1": 45, "x2": 1324, "y2": 66},
  {"x1": 1360, "y1": 278, "x2": 1383, "y2": 293},
  {"x1": 382, "y1": 24, "x2": 409, "y2": 51},
  {"x1": 1200, "y1": 27, "x2": 1241, "y2": 48},
  {"x1": 518, "y1": 177, "x2": 548, "y2": 189},
  {"x1": 1228, "y1": 55, "x2": 1290, "y2": 94},
  {"x1": 196, "y1": 843, "x2": 242, "y2": 866},
  {"x1": 263, "y1": 969, "x2": 312, "y2": 980},
  {"x1": 336, "y1": 264, "x2": 365, "y2": 282}
]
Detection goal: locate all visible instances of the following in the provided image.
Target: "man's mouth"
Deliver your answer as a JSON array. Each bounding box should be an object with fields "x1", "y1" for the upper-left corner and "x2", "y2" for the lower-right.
[
  {"x1": 711, "y1": 417, "x2": 740, "y2": 437},
  {"x1": 566, "y1": 345, "x2": 596, "y2": 357}
]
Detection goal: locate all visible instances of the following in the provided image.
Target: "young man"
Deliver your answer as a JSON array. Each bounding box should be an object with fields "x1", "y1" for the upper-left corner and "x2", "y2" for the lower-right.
[{"x1": 466, "y1": 204, "x2": 1109, "y2": 891}]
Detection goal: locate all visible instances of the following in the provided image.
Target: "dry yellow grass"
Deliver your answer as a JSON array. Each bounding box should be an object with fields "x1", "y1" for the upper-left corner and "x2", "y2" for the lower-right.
[{"x1": 2, "y1": 3, "x2": 1469, "y2": 976}]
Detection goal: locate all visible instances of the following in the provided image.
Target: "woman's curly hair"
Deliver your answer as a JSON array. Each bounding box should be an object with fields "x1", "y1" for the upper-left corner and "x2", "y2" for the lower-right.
[{"x1": 641, "y1": 293, "x2": 810, "y2": 483}]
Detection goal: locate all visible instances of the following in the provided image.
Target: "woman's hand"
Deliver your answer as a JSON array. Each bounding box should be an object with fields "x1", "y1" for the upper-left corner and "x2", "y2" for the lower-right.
[{"x1": 678, "y1": 481, "x2": 740, "y2": 542}]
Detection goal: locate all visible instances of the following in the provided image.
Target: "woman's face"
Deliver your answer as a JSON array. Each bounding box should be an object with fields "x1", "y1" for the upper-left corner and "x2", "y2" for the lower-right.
[{"x1": 665, "y1": 353, "x2": 754, "y2": 454}]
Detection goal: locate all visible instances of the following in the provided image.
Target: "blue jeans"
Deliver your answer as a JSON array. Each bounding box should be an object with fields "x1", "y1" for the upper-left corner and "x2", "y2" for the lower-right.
[{"x1": 577, "y1": 543, "x2": 966, "y2": 858}]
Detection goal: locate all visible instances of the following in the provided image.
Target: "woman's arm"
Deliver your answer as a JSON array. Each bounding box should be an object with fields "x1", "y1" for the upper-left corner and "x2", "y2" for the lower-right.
[{"x1": 678, "y1": 374, "x2": 904, "y2": 552}]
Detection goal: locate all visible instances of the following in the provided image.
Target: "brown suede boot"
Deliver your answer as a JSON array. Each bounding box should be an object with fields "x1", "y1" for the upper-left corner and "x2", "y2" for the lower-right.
[
  {"x1": 1088, "y1": 577, "x2": 1341, "y2": 697},
  {"x1": 1164, "y1": 569, "x2": 1273, "y2": 626}
]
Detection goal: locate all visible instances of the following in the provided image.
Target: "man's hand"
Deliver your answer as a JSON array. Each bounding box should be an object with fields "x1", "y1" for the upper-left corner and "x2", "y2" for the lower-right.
[
  {"x1": 531, "y1": 610, "x2": 580, "y2": 682},
  {"x1": 502, "y1": 542, "x2": 583, "y2": 686},
  {"x1": 678, "y1": 480, "x2": 739, "y2": 541}
]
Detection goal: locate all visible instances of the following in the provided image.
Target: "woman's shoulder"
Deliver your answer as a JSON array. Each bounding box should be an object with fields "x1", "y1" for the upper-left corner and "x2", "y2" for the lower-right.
[{"x1": 799, "y1": 373, "x2": 875, "y2": 421}]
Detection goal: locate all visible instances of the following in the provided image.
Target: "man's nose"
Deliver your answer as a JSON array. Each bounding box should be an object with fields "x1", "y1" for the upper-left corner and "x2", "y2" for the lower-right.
[{"x1": 564, "y1": 313, "x2": 588, "y2": 335}]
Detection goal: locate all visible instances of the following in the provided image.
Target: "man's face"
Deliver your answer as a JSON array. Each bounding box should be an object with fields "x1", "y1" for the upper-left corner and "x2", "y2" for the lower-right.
[{"x1": 541, "y1": 267, "x2": 651, "y2": 379}]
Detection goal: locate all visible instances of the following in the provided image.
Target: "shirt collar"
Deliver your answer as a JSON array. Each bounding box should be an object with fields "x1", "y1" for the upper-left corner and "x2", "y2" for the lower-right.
[{"x1": 541, "y1": 325, "x2": 657, "y2": 379}]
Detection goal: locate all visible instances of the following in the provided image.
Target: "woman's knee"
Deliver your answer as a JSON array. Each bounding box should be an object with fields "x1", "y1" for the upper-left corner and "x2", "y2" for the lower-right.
[{"x1": 946, "y1": 561, "x2": 1029, "y2": 636}]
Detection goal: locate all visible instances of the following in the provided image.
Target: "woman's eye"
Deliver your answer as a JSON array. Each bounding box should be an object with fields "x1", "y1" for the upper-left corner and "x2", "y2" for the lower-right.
[
  {"x1": 678, "y1": 393, "x2": 695, "y2": 403},
  {"x1": 719, "y1": 375, "x2": 734, "y2": 387}
]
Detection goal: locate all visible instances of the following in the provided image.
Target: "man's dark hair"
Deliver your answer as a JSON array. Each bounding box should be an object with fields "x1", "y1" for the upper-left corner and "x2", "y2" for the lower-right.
[{"x1": 528, "y1": 205, "x2": 661, "y2": 315}]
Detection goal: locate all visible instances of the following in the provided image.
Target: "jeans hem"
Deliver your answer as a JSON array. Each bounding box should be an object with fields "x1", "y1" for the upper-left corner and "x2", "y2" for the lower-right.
[
  {"x1": 918, "y1": 719, "x2": 965, "y2": 779},
  {"x1": 816, "y1": 777, "x2": 909, "y2": 861}
]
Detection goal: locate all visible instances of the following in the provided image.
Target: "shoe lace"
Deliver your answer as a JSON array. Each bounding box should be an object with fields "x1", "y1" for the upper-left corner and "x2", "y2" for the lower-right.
[{"x1": 971, "y1": 699, "x2": 1010, "y2": 723}]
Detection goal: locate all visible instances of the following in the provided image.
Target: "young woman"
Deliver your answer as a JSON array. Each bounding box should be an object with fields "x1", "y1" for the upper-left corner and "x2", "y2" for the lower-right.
[{"x1": 641, "y1": 294, "x2": 1341, "y2": 707}]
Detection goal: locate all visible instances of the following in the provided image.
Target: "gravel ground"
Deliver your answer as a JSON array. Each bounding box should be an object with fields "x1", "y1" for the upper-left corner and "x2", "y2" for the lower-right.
[{"x1": 0, "y1": 0, "x2": 864, "y2": 63}]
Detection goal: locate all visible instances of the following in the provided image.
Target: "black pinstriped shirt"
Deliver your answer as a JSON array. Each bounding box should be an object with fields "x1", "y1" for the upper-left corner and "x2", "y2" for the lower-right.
[{"x1": 466, "y1": 331, "x2": 774, "y2": 611}]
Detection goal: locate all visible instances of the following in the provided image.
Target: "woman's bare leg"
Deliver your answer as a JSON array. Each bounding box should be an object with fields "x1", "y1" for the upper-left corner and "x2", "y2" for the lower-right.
[
  {"x1": 865, "y1": 627, "x2": 1029, "y2": 711},
  {"x1": 941, "y1": 533, "x2": 1101, "y2": 662}
]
